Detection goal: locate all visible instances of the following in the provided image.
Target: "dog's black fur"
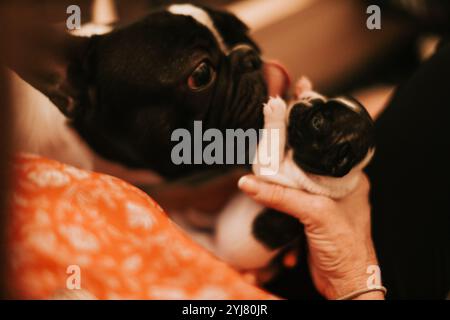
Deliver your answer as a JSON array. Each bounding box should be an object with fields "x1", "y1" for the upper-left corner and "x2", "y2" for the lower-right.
[
  {"x1": 10, "y1": 5, "x2": 267, "y2": 179},
  {"x1": 288, "y1": 98, "x2": 375, "y2": 177}
]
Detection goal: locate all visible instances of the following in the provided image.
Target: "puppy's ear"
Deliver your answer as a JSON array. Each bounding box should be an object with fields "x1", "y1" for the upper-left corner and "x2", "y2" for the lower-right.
[
  {"x1": 327, "y1": 143, "x2": 353, "y2": 177},
  {"x1": 201, "y1": 7, "x2": 260, "y2": 51},
  {"x1": 5, "y1": 25, "x2": 97, "y2": 118}
]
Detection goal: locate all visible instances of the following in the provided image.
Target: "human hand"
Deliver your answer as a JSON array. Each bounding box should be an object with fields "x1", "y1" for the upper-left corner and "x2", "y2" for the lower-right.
[{"x1": 238, "y1": 174, "x2": 384, "y2": 300}]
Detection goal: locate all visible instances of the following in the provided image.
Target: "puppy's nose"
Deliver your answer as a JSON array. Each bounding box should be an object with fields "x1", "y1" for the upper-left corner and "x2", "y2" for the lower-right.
[{"x1": 229, "y1": 44, "x2": 262, "y2": 73}]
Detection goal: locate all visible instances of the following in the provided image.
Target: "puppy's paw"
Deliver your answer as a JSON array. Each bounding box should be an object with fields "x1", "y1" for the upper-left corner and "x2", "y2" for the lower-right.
[
  {"x1": 263, "y1": 96, "x2": 287, "y2": 122},
  {"x1": 295, "y1": 76, "x2": 313, "y2": 98}
]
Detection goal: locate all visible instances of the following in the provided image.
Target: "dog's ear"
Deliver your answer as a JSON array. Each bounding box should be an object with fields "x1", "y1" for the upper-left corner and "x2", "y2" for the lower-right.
[
  {"x1": 5, "y1": 25, "x2": 97, "y2": 118},
  {"x1": 326, "y1": 142, "x2": 356, "y2": 177},
  {"x1": 201, "y1": 7, "x2": 260, "y2": 52}
]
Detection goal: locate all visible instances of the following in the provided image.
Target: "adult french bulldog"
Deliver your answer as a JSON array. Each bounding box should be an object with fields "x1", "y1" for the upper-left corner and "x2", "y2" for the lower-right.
[{"x1": 7, "y1": 3, "x2": 288, "y2": 179}]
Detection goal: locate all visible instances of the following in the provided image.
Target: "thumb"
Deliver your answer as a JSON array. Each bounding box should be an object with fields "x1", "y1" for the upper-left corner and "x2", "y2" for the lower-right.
[{"x1": 238, "y1": 175, "x2": 328, "y2": 225}]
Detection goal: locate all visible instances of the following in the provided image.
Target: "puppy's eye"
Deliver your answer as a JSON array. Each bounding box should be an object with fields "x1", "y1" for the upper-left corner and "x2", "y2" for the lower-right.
[
  {"x1": 311, "y1": 114, "x2": 325, "y2": 130},
  {"x1": 188, "y1": 61, "x2": 216, "y2": 91}
]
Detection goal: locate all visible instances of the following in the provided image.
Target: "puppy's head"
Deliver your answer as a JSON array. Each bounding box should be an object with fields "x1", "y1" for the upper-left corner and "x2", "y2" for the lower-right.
[
  {"x1": 287, "y1": 95, "x2": 375, "y2": 178},
  {"x1": 11, "y1": 4, "x2": 268, "y2": 178}
]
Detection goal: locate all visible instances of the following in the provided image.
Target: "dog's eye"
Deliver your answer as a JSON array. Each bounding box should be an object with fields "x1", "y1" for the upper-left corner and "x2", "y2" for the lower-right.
[
  {"x1": 188, "y1": 61, "x2": 216, "y2": 91},
  {"x1": 311, "y1": 114, "x2": 325, "y2": 130}
]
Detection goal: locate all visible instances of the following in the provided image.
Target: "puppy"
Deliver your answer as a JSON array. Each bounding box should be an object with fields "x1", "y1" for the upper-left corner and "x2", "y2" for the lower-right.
[
  {"x1": 7, "y1": 3, "x2": 289, "y2": 180},
  {"x1": 215, "y1": 77, "x2": 375, "y2": 270}
]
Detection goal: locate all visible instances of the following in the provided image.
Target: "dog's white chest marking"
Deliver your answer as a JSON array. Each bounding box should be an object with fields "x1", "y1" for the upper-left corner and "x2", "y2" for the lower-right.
[{"x1": 168, "y1": 4, "x2": 229, "y2": 54}]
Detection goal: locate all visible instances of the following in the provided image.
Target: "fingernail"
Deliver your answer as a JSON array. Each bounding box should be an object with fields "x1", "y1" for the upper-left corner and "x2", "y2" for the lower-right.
[{"x1": 238, "y1": 176, "x2": 258, "y2": 195}]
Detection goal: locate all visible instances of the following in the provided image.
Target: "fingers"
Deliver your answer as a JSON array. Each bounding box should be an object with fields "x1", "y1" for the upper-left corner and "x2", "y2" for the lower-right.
[{"x1": 238, "y1": 175, "x2": 330, "y2": 225}]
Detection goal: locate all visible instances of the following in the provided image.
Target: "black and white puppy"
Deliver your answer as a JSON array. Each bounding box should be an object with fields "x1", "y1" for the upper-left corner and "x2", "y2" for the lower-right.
[
  {"x1": 215, "y1": 77, "x2": 375, "y2": 270},
  {"x1": 8, "y1": 3, "x2": 271, "y2": 179}
]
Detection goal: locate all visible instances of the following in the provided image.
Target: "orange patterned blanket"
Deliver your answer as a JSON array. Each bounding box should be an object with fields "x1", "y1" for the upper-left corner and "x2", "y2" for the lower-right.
[{"x1": 7, "y1": 154, "x2": 275, "y2": 300}]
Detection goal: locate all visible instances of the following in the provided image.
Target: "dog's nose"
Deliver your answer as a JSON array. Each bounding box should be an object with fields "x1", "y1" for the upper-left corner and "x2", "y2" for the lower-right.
[{"x1": 229, "y1": 44, "x2": 262, "y2": 73}]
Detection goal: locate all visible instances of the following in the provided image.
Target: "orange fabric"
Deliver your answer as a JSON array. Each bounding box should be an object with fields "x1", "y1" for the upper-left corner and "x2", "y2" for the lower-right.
[{"x1": 7, "y1": 154, "x2": 275, "y2": 300}]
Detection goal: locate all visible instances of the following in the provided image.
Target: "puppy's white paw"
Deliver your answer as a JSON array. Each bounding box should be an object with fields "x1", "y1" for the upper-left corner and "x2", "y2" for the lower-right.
[
  {"x1": 295, "y1": 76, "x2": 313, "y2": 98},
  {"x1": 263, "y1": 96, "x2": 287, "y2": 122}
]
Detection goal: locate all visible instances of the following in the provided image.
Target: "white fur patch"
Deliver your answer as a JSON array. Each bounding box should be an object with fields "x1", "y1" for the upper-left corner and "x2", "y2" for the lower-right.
[
  {"x1": 168, "y1": 4, "x2": 229, "y2": 54},
  {"x1": 332, "y1": 97, "x2": 362, "y2": 113},
  {"x1": 215, "y1": 193, "x2": 278, "y2": 270},
  {"x1": 299, "y1": 91, "x2": 326, "y2": 102},
  {"x1": 262, "y1": 148, "x2": 374, "y2": 199}
]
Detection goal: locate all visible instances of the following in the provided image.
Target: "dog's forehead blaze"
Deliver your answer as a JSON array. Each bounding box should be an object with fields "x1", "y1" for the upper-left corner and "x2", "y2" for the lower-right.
[{"x1": 167, "y1": 4, "x2": 229, "y2": 54}]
